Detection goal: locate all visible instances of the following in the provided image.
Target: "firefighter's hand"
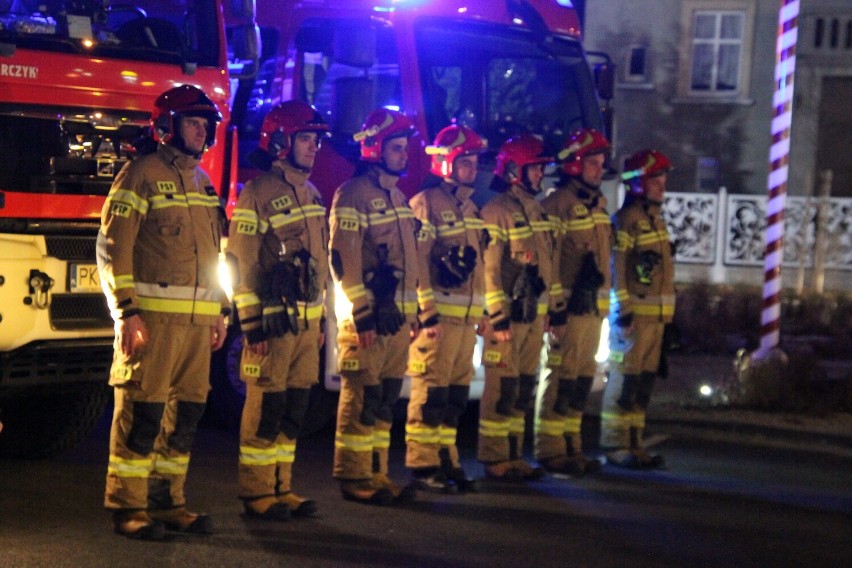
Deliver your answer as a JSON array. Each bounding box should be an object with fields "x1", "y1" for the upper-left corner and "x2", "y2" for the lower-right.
[
  {"x1": 494, "y1": 328, "x2": 513, "y2": 343},
  {"x1": 475, "y1": 316, "x2": 489, "y2": 337},
  {"x1": 358, "y1": 329, "x2": 377, "y2": 350},
  {"x1": 419, "y1": 322, "x2": 443, "y2": 341},
  {"x1": 246, "y1": 339, "x2": 269, "y2": 357},
  {"x1": 211, "y1": 314, "x2": 227, "y2": 351},
  {"x1": 119, "y1": 314, "x2": 148, "y2": 357},
  {"x1": 547, "y1": 323, "x2": 566, "y2": 341}
]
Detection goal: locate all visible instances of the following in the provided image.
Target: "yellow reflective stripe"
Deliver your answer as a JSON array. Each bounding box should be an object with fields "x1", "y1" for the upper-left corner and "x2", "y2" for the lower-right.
[
  {"x1": 186, "y1": 193, "x2": 220, "y2": 207},
  {"x1": 436, "y1": 224, "x2": 466, "y2": 237},
  {"x1": 564, "y1": 217, "x2": 594, "y2": 232},
  {"x1": 276, "y1": 442, "x2": 296, "y2": 463},
  {"x1": 592, "y1": 212, "x2": 611, "y2": 226},
  {"x1": 601, "y1": 411, "x2": 630, "y2": 427},
  {"x1": 417, "y1": 288, "x2": 435, "y2": 304},
  {"x1": 332, "y1": 207, "x2": 368, "y2": 229},
  {"x1": 615, "y1": 230, "x2": 634, "y2": 250},
  {"x1": 536, "y1": 302, "x2": 549, "y2": 315},
  {"x1": 405, "y1": 424, "x2": 440, "y2": 445},
  {"x1": 479, "y1": 419, "x2": 510, "y2": 438},
  {"x1": 269, "y1": 206, "x2": 325, "y2": 229},
  {"x1": 438, "y1": 425, "x2": 457, "y2": 446},
  {"x1": 395, "y1": 207, "x2": 415, "y2": 219},
  {"x1": 630, "y1": 411, "x2": 646, "y2": 429},
  {"x1": 484, "y1": 223, "x2": 507, "y2": 242},
  {"x1": 538, "y1": 418, "x2": 567, "y2": 437},
  {"x1": 344, "y1": 284, "x2": 367, "y2": 301},
  {"x1": 530, "y1": 220, "x2": 552, "y2": 233},
  {"x1": 550, "y1": 283, "x2": 565, "y2": 297},
  {"x1": 137, "y1": 297, "x2": 221, "y2": 316},
  {"x1": 234, "y1": 292, "x2": 261, "y2": 309},
  {"x1": 108, "y1": 456, "x2": 152, "y2": 478},
  {"x1": 107, "y1": 188, "x2": 149, "y2": 214},
  {"x1": 297, "y1": 303, "x2": 324, "y2": 320},
  {"x1": 614, "y1": 289, "x2": 630, "y2": 303},
  {"x1": 373, "y1": 430, "x2": 391, "y2": 449},
  {"x1": 465, "y1": 218, "x2": 485, "y2": 230},
  {"x1": 153, "y1": 455, "x2": 190, "y2": 475},
  {"x1": 633, "y1": 304, "x2": 676, "y2": 317},
  {"x1": 149, "y1": 194, "x2": 189, "y2": 210},
  {"x1": 239, "y1": 445, "x2": 277, "y2": 466},
  {"x1": 635, "y1": 232, "x2": 669, "y2": 246},
  {"x1": 114, "y1": 274, "x2": 135, "y2": 291},
  {"x1": 397, "y1": 300, "x2": 418, "y2": 314},
  {"x1": 508, "y1": 416, "x2": 525, "y2": 435},
  {"x1": 565, "y1": 415, "x2": 582, "y2": 434},
  {"x1": 597, "y1": 296, "x2": 610, "y2": 312},
  {"x1": 507, "y1": 226, "x2": 533, "y2": 240},
  {"x1": 335, "y1": 432, "x2": 373, "y2": 452},
  {"x1": 436, "y1": 303, "x2": 484, "y2": 318},
  {"x1": 485, "y1": 290, "x2": 508, "y2": 308},
  {"x1": 135, "y1": 283, "x2": 220, "y2": 302}
]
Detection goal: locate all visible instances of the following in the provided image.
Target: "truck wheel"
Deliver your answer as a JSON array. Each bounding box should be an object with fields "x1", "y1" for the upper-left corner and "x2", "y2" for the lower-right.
[
  {"x1": 205, "y1": 327, "x2": 338, "y2": 436},
  {"x1": 0, "y1": 382, "x2": 110, "y2": 459}
]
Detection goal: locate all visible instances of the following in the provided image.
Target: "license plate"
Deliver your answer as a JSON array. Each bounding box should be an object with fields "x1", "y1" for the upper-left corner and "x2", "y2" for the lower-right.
[{"x1": 70, "y1": 263, "x2": 101, "y2": 293}]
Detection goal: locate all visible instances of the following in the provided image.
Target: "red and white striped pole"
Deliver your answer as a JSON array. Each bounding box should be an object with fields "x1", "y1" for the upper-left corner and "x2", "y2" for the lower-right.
[{"x1": 759, "y1": 0, "x2": 799, "y2": 357}]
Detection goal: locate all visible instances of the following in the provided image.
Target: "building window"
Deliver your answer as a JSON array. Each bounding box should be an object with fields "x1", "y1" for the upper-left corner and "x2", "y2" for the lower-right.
[
  {"x1": 624, "y1": 45, "x2": 649, "y2": 83},
  {"x1": 677, "y1": 1, "x2": 755, "y2": 100},
  {"x1": 690, "y1": 11, "x2": 743, "y2": 92}
]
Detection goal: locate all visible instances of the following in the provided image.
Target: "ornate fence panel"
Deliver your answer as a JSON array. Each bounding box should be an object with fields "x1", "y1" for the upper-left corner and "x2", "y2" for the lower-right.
[{"x1": 660, "y1": 191, "x2": 852, "y2": 271}]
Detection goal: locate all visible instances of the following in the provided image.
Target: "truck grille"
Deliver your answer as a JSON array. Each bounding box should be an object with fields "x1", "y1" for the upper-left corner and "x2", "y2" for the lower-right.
[
  {"x1": 49, "y1": 293, "x2": 112, "y2": 330},
  {"x1": 0, "y1": 339, "x2": 113, "y2": 387},
  {"x1": 45, "y1": 236, "x2": 97, "y2": 261}
]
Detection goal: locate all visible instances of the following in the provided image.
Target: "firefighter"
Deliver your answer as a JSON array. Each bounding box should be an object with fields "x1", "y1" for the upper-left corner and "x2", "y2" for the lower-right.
[
  {"x1": 97, "y1": 85, "x2": 228, "y2": 540},
  {"x1": 478, "y1": 134, "x2": 567, "y2": 482},
  {"x1": 329, "y1": 108, "x2": 421, "y2": 505},
  {"x1": 226, "y1": 101, "x2": 330, "y2": 520},
  {"x1": 535, "y1": 128, "x2": 612, "y2": 476},
  {"x1": 405, "y1": 124, "x2": 488, "y2": 493},
  {"x1": 601, "y1": 149, "x2": 676, "y2": 469}
]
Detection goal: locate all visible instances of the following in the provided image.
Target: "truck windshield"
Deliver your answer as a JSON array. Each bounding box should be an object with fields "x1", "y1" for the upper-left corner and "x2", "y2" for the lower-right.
[
  {"x1": 0, "y1": 0, "x2": 219, "y2": 67},
  {"x1": 415, "y1": 20, "x2": 602, "y2": 154}
]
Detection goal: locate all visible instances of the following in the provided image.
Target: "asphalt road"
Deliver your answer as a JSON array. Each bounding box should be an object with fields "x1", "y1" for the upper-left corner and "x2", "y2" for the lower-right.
[{"x1": 1, "y1": 409, "x2": 850, "y2": 568}]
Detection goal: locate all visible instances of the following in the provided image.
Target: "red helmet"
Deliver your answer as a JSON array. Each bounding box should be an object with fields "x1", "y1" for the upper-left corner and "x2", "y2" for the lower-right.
[
  {"x1": 258, "y1": 101, "x2": 329, "y2": 160},
  {"x1": 494, "y1": 134, "x2": 552, "y2": 181},
  {"x1": 151, "y1": 84, "x2": 222, "y2": 148},
  {"x1": 557, "y1": 128, "x2": 610, "y2": 177},
  {"x1": 353, "y1": 108, "x2": 416, "y2": 162},
  {"x1": 426, "y1": 125, "x2": 487, "y2": 178},
  {"x1": 622, "y1": 149, "x2": 673, "y2": 195}
]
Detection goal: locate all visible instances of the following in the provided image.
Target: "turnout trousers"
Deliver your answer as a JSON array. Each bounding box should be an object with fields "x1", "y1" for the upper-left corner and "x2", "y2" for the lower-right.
[
  {"x1": 238, "y1": 320, "x2": 320, "y2": 501},
  {"x1": 601, "y1": 320, "x2": 664, "y2": 449},
  {"x1": 535, "y1": 314, "x2": 602, "y2": 460},
  {"x1": 478, "y1": 317, "x2": 545, "y2": 464},
  {"x1": 405, "y1": 321, "x2": 477, "y2": 470},
  {"x1": 333, "y1": 321, "x2": 409, "y2": 481},
  {"x1": 105, "y1": 321, "x2": 210, "y2": 511}
]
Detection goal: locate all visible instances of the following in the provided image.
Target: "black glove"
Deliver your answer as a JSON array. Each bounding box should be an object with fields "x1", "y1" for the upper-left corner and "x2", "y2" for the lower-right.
[
  {"x1": 567, "y1": 252, "x2": 604, "y2": 315},
  {"x1": 261, "y1": 300, "x2": 293, "y2": 338},
  {"x1": 635, "y1": 250, "x2": 662, "y2": 285},
  {"x1": 614, "y1": 312, "x2": 634, "y2": 328},
  {"x1": 365, "y1": 246, "x2": 405, "y2": 336},
  {"x1": 510, "y1": 264, "x2": 546, "y2": 323},
  {"x1": 435, "y1": 245, "x2": 477, "y2": 288}
]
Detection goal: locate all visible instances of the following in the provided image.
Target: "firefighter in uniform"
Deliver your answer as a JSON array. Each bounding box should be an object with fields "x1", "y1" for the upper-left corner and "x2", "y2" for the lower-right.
[
  {"x1": 535, "y1": 129, "x2": 611, "y2": 476},
  {"x1": 329, "y1": 108, "x2": 421, "y2": 505},
  {"x1": 478, "y1": 134, "x2": 566, "y2": 481},
  {"x1": 601, "y1": 149, "x2": 675, "y2": 469},
  {"x1": 226, "y1": 101, "x2": 330, "y2": 520},
  {"x1": 405, "y1": 125, "x2": 488, "y2": 493},
  {"x1": 98, "y1": 85, "x2": 228, "y2": 540}
]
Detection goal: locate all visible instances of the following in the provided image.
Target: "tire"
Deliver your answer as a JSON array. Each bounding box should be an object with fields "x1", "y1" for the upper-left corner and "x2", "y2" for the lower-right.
[
  {"x1": 205, "y1": 327, "x2": 338, "y2": 436},
  {"x1": 0, "y1": 382, "x2": 110, "y2": 459}
]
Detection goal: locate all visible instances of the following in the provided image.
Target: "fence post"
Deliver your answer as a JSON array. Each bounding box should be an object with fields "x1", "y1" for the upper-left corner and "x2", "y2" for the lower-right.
[
  {"x1": 812, "y1": 169, "x2": 832, "y2": 294},
  {"x1": 711, "y1": 186, "x2": 728, "y2": 284}
]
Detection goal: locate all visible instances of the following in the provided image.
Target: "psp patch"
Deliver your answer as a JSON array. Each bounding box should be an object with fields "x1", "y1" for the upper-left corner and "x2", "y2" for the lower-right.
[
  {"x1": 484, "y1": 350, "x2": 502, "y2": 364},
  {"x1": 341, "y1": 359, "x2": 360, "y2": 371},
  {"x1": 408, "y1": 360, "x2": 426, "y2": 374},
  {"x1": 110, "y1": 202, "x2": 132, "y2": 218},
  {"x1": 156, "y1": 181, "x2": 178, "y2": 194},
  {"x1": 271, "y1": 195, "x2": 293, "y2": 210},
  {"x1": 242, "y1": 363, "x2": 262, "y2": 378}
]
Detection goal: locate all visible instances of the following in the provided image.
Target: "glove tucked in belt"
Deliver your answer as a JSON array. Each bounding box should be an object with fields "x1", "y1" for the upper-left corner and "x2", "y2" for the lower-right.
[
  {"x1": 510, "y1": 264, "x2": 546, "y2": 324},
  {"x1": 435, "y1": 245, "x2": 477, "y2": 288}
]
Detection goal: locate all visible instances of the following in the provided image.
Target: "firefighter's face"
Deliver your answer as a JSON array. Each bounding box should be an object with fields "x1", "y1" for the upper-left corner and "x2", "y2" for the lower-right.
[
  {"x1": 524, "y1": 163, "x2": 544, "y2": 191},
  {"x1": 581, "y1": 153, "x2": 605, "y2": 188},
  {"x1": 179, "y1": 115, "x2": 209, "y2": 155},
  {"x1": 382, "y1": 136, "x2": 409, "y2": 174},
  {"x1": 453, "y1": 154, "x2": 478, "y2": 186},
  {"x1": 644, "y1": 172, "x2": 667, "y2": 203},
  {"x1": 292, "y1": 131, "x2": 320, "y2": 170}
]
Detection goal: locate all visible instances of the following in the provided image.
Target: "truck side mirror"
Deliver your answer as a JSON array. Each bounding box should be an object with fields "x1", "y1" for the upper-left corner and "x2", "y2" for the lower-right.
[
  {"x1": 594, "y1": 61, "x2": 615, "y2": 101},
  {"x1": 230, "y1": 23, "x2": 261, "y2": 79}
]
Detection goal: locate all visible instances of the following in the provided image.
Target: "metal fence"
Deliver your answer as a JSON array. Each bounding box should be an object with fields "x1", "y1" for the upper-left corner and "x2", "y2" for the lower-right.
[{"x1": 661, "y1": 187, "x2": 852, "y2": 271}]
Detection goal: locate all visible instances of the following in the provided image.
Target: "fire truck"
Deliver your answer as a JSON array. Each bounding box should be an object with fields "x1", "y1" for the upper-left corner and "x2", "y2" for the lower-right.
[
  {"x1": 0, "y1": 0, "x2": 257, "y2": 457},
  {"x1": 210, "y1": 0, "x2": 614, "y2": 432}
]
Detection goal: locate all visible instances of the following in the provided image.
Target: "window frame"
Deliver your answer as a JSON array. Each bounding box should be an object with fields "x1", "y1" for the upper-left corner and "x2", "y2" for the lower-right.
[{"x1": 676, "y1": 0, "x2": 755, "y2": 101}]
